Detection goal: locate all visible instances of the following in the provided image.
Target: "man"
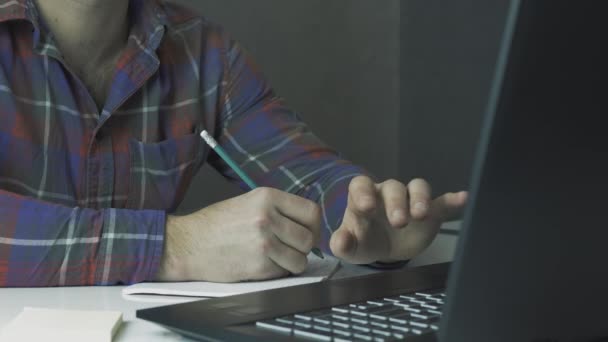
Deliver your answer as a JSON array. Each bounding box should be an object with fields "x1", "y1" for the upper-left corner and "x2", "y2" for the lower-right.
[{"x1": 0, "y1": 0, "x2": 466, "y2": 286}]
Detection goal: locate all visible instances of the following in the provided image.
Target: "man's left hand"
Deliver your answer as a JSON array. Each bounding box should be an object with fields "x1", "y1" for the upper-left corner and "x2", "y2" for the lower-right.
[{"x1": 330, "y1": 176, "x2": 467, "y2": 264}]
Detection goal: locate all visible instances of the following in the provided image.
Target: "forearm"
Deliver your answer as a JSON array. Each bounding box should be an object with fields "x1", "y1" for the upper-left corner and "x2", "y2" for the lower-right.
[{"x1": 0, "y1": 189, "x2": 165, "y2": 287}]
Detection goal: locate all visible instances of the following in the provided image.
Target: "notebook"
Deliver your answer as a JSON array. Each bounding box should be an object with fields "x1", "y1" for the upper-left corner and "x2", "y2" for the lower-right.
[{"x1": 123, "y1": 254, "x2": 340, "y2": 299}]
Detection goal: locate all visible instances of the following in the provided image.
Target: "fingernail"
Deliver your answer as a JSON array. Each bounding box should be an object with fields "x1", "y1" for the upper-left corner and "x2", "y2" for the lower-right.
[
  {"x1": 391, "y1": 209, "x2": 407, "y2": 223},
  {"x1": 414, "y1": 202, "x2": 428, "y2": 212}
]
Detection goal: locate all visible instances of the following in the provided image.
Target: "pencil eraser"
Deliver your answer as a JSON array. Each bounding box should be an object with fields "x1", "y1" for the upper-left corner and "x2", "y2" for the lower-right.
[{"x1": 0, "y1": 307, "x2": 122, "y2": 342}]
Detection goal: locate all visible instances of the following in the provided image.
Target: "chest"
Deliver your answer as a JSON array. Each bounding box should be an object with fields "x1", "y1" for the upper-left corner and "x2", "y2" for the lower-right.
[
  {"x1": 0, "y1": 57, "x2": 209, "y2": 210},
  {"x1": 72, "y1": 61, "x2": 117, "y2": 110}
]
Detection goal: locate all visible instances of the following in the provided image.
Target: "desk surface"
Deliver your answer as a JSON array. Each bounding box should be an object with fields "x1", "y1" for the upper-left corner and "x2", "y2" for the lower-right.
[{"x1": 0, "y1": 221, "x2": 461, "y2": 341}]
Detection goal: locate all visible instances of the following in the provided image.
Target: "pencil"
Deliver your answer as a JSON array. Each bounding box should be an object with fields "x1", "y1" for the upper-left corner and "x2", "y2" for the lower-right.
[{"x1": 200, "y1": 130, "x2": 324, "y2": 259}]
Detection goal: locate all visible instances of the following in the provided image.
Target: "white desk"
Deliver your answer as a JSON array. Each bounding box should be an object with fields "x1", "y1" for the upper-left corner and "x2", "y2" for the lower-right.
[{"x1": 0, "y1": 221, "x2": 460, "y2": 341}]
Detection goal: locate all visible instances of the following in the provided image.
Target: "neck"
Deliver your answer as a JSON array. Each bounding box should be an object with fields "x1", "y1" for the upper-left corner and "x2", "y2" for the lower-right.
[{"x1": 34, "y1": 0, "x2": 129, "y2": 66}]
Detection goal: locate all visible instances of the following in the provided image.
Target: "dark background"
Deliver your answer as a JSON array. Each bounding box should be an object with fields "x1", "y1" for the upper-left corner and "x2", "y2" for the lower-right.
[{"x1": 171, "y1": 0, "x2": 510, "y2": 214}]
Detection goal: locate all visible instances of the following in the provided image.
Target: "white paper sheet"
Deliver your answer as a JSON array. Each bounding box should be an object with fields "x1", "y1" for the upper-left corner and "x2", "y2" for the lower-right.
[{"x1": 123, "y1": 254, "x2": 340, "y2": 298}]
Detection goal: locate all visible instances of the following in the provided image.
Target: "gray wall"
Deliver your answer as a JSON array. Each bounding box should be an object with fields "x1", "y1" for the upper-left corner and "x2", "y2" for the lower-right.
[
  {"x1": 400, "y1": 0, "x2": 510, "y2": 196},
  {"x1": 172, "y1": 0, "x2": 509, "y2": 214}
]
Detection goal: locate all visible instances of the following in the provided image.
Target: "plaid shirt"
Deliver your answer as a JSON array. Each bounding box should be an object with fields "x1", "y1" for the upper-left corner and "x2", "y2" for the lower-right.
[{"x1": 0, "y1": 0, "x2": 367, "y2": 286}]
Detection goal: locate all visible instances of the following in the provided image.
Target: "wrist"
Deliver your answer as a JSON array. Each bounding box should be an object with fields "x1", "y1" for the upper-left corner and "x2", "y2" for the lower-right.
[{"x1": 155, "y1": 215, "x2": 186, "y2": 281}]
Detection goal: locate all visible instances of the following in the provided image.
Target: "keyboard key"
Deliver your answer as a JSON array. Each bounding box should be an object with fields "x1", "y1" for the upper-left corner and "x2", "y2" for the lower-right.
[
  {"x1": 410, "y1": 313, "x2": 434, "y2": 320},
  {"x1": 294, "y1": 313, "x2": 313, "y2": 321},
  {"x1": 393, "y1": 302, "x2": 412, "y2": 309},
  {"x1": 409, "y1": 321, "x2": 429, "y2": 329},
  {"x1": 411, "y1": 328, "x2": 433, "y2": 335},
  {"x1": 367, "y1": 300, "x2": 387, "y2": 306},
  {"x1": 352, "y1": 306, "x2": 401, "y2": 320},
  {"x1": 333, "y1": 306, "x2": 350, "y2": 314},
  {"x1": 370, "y1": 308, "x2": 405, "y2": 320},
  {"x1": 335, "y1": 338, "x2": 352, "y2": 342},
  {"x1": 388, "y1": 313, "x2": 410, "y2": 324},
  {"x1": 372, "y1": 328, "x2": 392, "y2": 337},
  {"x1": 370, "y1": 305, "x2": 403, "y2": 314},
  {"x1": 403, "y1": 307, "x2": 422, "y2": 314},
  {"x1": 351, "y1": 309, "x2": 370, "y2": 317},
  {"x1": 427, "y1": 309, "x2": 442, "y2": 316},
  {"x1": 390, "y1": 324, "x2": 410, "y2": 333},
  {"x1": 332, "y1": 321, "x2": 350, "y2": 329},
  {"x1": 293, "y1": 328, "x2": 332, "y2": 341},
  {"x1": 370, "y1": 321, "x2": 389, "y2": 329},
  {"x1": 275, "y1": 317, "x2": 294, "y2": 325},
  {"x1": 333, "y1": 328, "x2": 352, "y2": 337},
  {"x1": 351, "y1": 317, "x2": 369, "y2": 325},
  {"x1": 256, "y1": 320, "x2": 293, "y2": 334},
  {"x1": 313, "y1": 324, "x2": 332, "y2": 333},
  {"x1": 427, "y1": 298, "x2": 444, "y2": 304},
  {"x1": 352, "y1": 303, "x2": 377, "y2": 310},
  {"x1": 353, "y1": 333, "x2": 373, "y2": 341},
  {"x1": 421, "y1": 303, "x2": 440, "y2": 310},
  {"x1": 294, "y1": 321, "x2": 312, "y2": 329},
  {"x1": 332, "y1": 314, "x2": 350, "y2": 321},
  {"x1": 312, "y1": 315, "x2": 332, "y2": 325},
  {"x1": 415, "y1": 292, "x2": 434, "y2": 298},
  {"x1": 399, "y1": 295, "x2": 417, "y2": 301},
  {"x1": 352, "y1": 325, "x2": 371, "y2": 333}
]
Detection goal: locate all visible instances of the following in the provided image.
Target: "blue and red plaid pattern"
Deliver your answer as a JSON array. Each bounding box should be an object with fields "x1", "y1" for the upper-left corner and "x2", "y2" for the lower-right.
[{"x1": 0, "y1": 0, "x2": 367, "y2": 287}]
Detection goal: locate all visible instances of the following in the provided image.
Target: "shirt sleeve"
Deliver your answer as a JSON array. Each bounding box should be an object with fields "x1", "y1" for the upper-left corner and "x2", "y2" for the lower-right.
[
  {"x1": 206, "y1": 35, "x2": 373, "y2": 255},
  {"x1": 0, "y1": 189, "x2": 165, "y2": 287}
]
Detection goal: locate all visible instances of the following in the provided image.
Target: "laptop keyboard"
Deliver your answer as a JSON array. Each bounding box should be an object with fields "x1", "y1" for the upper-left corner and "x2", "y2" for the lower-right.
[{"x1": 256, "y1": 290, "x2": 445, "y2": 341}]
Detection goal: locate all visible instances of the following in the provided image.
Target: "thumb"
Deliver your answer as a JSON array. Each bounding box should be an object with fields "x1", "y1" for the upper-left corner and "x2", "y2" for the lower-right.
[
  {"x1": 432, "y1": 191, "x2": 468, "y2": 222},
  {"x1": 330, "y1": 225, "x2": 358, "y2": 261}
]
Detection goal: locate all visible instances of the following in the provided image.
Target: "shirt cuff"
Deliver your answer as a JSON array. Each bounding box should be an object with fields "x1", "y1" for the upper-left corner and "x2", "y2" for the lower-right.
[{"x1": 146, "y1": 210, "x2": 167, "y2": 282}]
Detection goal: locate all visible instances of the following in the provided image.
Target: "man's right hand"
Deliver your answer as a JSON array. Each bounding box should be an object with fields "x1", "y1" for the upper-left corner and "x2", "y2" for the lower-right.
[{"x1": 155, "y1": 187, "x2": 322, "y2": 283}]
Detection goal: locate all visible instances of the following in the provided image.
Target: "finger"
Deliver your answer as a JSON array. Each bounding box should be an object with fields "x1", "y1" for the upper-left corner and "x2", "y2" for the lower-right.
[
  {"x1": 378, "y1": 179, "x2": 409, "y2": 228},
  {"x1": 266, "y1": 235, "x2": 309, "y2": 275},
  {"x1": 330, "y1": 205, "x2": 387, "y2": 264},
  {"x1": 431, "y1": 191, "x2": 468, "y2": 222},
  {"x1": 271, "y1": 213, "x2": 317, "y2": 254},
  {"x1": 246, "y1": 258, "x2": 289, "y2": 282},
  {"x1": 347, "y1": 176, "x2": 378, "y2": 215},
  {"x1": 407, "y1": 178, "x2": 432, "y2": 220},
  {"x1": 253, "y1": 187, "x2": 322, "y2": 234}
]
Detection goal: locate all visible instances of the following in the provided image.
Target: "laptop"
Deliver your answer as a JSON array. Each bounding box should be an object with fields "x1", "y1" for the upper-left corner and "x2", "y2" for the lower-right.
[{"x1": 137, "y1": 0, "x2": 608, "y2": 341}]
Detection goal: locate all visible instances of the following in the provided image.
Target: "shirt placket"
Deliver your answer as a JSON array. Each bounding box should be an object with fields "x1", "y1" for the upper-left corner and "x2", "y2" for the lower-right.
[{"x1": 30, "y1": 28, "x2": 107, "y2": 208}]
